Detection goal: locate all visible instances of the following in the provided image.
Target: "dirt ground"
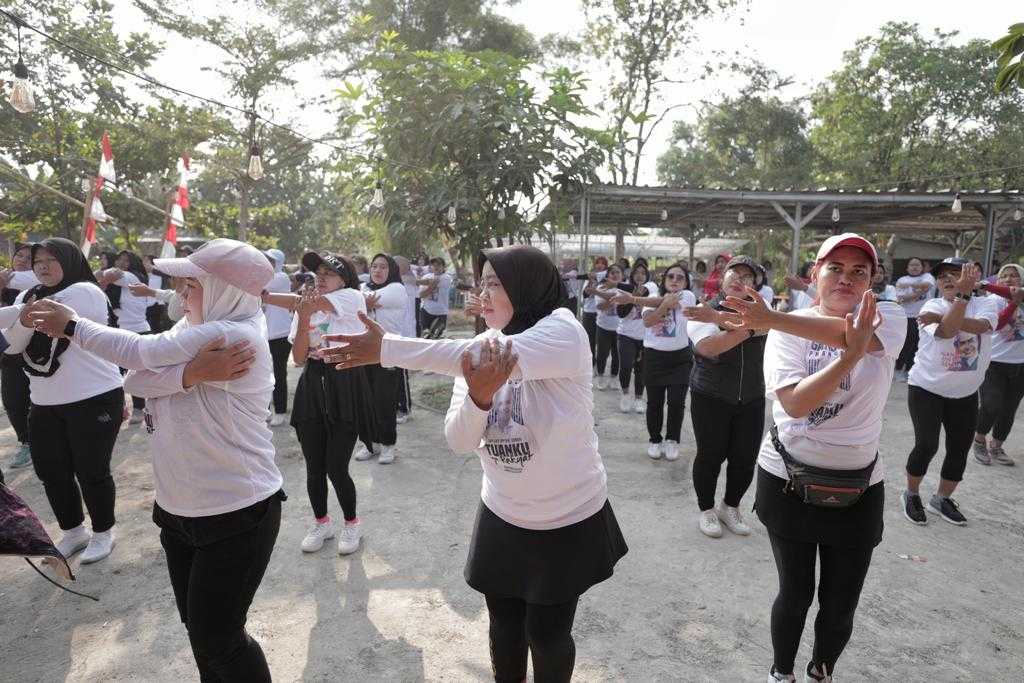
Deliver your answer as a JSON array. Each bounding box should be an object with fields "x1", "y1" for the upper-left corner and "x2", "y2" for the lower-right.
[{"x1": 2, "y1": 348, "x2": 1023, "y2": 681}]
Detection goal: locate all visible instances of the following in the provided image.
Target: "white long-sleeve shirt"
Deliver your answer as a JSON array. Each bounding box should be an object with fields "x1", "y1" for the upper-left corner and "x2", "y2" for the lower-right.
[
  {"x1": 380, "y1": 308, "x2": 607, "y2": 530},
  {"x1": 72, "y1": 315, "x2": 282, "y2": 517}
]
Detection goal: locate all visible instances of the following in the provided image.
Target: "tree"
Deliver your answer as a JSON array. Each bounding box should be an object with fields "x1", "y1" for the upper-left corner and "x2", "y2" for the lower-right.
[
  {"x1": 578, "y1": 0, "x2": 740, "y2": 258},
  {"x1": 993, "y1": 23, "x2": 1024, "y2": 93}
]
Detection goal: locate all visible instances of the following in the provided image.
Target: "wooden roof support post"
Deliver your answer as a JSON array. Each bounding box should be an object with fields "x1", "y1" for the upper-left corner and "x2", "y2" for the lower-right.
[
  {"x1": 982, "y1": 207, "x2": 1013, "y2": 277},
  {"x1": 771, "y1": 201, "x2": 827, "y2": 275}
]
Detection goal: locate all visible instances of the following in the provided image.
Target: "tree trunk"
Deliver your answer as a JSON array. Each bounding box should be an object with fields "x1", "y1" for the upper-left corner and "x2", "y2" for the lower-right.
[{"x1": 615, "y1": 226, "x2": 625, "y2": 262}]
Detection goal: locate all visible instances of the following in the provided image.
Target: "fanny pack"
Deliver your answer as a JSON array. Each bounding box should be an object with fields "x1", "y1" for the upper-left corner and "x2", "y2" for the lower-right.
[{"x1": 770, "y1": 425, "x2": 875, "y2": 508}]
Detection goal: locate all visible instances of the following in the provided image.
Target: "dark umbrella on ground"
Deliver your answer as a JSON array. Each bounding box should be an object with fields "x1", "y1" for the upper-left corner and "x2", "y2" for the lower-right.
[{"x1": 0, "y1": 483, "x2": 98, "y2": 601}]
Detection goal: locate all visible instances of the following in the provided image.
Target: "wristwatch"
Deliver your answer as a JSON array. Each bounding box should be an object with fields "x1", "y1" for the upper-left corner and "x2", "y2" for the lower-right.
[{"x1": 63, "y1": 319, "x2": 77, "y2": 337}]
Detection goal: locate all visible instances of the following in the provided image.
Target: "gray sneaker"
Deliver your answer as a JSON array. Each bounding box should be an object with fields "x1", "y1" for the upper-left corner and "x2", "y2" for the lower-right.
[
  {"x1": 9, "y1": 444, "x2": 31, "y2": 469},
  {"x1": 990, "y1": 446, "x2": 1015, "y2": 466},
  {"x1": 973, "y1": 440, "x2": 991, "y2": 466},
  {"x1": 929, "y1": 495, "x2": 967, "y2": 526}
]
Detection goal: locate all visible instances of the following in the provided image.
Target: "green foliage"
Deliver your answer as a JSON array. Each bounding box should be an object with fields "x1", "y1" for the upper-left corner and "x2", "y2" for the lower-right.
[{"x1": 993, "y1": 23, "x2": 1024, "y2": 92}]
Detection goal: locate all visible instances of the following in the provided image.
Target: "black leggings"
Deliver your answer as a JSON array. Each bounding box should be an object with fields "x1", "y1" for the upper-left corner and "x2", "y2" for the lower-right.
[
  {"x1": 646, "y1": 383, "x2": 687, "y2": 443},
  {"x1": 616, "y1": 336, "x2": 644, "y2": 396},
  {"x1": 396, "y1": 368, "x2": 412, "y2": 415},
  {"x1": 595, "y1": 327, "x2": 618, "y2": 377},
  {"x1": 367, "y1": 363, "x2": 399, "y2": 446},
  {"x1": 154, "y1": 493, "x2": 281, "y2": 683},
  {"x1": 895, "y1": 318, "x2": 919, "y2": 372},
  {"x1": 582, "y1": 311, "x2": 597, "y2": 360},
  {"x1": 1, "y1": 362, "x2": 30, "y2": 444},
  {"x1": 294, "y1": 420, "x2": 358, "y2": 521},
  {"x1": 30, "y1": 389, "x2": 124, "y2": 532},
  {"x1": 976, "y1": 360, "x2": 1024, "y2": 441},
  {"x1": 485, "y1": 594, "x2": 579, "y2": 683},
  {"x1": 906, "y1": 385, "x2": 977, "y2": 482},
  {"x1": 768, "y1": 531, "x2": 874, "y2": 676},
  {"x1": 268, "y1": 337, "x2": 292, "y2": 414},
  {"x1": 690, "y1": 392, "x2": 764, "y2": 510},
  {"x1": 420, "y1": 310, "x2": 447, "y2": 338}
]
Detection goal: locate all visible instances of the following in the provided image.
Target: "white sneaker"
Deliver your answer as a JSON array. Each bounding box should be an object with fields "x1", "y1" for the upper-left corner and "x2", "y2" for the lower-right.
[
  {"x1": 663, "y1": 440, "x2": 680, "y2": 461},
  {"x1": 647, "y1": 442, "x2": 663, "y2": 459},
  {"x1": 767, "y1": 667, "x2": 797, "y2": 682},
  {"x1": 804, "y1": 662, "x2": 833, "y2": 682},
  {"x1": 378, "y1": 445, "x2": 395, "y2": 464},
  {"x1": 301, "y1": 521, "x2": 334, "y2": 552},
  {"x1": 717, "y1": 503, "x2": 751, "y2": 536},
  {"x1": 129, "y1": 409, "x2": 145, "y2": 425},
  {"x1": 55, "y1": 525, "x2": 91, "y2": 559},
  {"x1": 595, "y1": 376, "x2": 607, "y2": 391},
  {"x1": 338, "y1": 520, "x2": 362, "y2": 555},
  {"x1": 80, "y1": 529, "x2": 115, "y2": 564},
  {"x1": 698, "y1": 510, "x2": 722, "y2": 538},
  {"x1": 354, "y1": 443, "x2": 380, "y2": 461},
  {"x1": 619, "y1": 394, "x2": 632, "y2": 412},
  {"x1": 396, "y1": 412, "x2": 410, "y2": 424},
  {"x1": 269, "y1": 413, "x2": 287, "y2": 427},
  {"x1": 633, "y1": 397, "x2": 645, "y2": 413}
]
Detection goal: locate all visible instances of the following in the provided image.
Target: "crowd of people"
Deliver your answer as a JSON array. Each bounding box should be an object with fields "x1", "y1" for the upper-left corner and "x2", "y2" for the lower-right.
[{"x1": 0, "y1": 232, "x2": 1021, "y2": 682}]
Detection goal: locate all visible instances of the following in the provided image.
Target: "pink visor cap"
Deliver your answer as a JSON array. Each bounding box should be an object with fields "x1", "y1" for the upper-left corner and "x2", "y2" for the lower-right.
[
  {"x1": 153, "y1": 238, "x2": 274, "y2": 296},
  {"x1": 815, "y1": 233, "x2": 879, "y2": 272}
]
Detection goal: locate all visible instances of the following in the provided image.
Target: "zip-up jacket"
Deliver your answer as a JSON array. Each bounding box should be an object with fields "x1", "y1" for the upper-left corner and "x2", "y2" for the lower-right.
[{"x1": 689, "y1": 322, "x2": 767, "y2": 405}]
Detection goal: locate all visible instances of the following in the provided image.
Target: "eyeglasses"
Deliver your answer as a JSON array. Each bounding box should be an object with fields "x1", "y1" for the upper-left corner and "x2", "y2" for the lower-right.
[{"x1": 664, "y1": 273, "x2": 687, "y2": 281}]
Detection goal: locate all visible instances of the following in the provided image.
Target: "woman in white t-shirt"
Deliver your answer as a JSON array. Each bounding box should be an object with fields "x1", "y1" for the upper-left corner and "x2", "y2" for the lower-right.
[
  {"x1": 894, "y1": 257, "x2": 936, "y2": 379},
  {"x1": 0, "y1": 242, "x2": 39, "y2": 469},
  {"x1": 723, "y1": 233, "x2": 905, "y2": 683},
  {"x1": 3, "y1": 238, "x2": 125, "y2": 565},
  {"x1": 580, "y1": 256, "x2": 609, "y2": 359},
  {"x1": 28, "y1": 238, "x2": 282, "y2": 681},
  {"x1": 592, "y1": 263, "x2": 625, "y2": 389},
  {"x1": 262, "y1": 249, "x2": 293, "y2": 426},
  {"x1": 393, "y1": 255, "x2": 419, "y2": 421},
  {"x1": 641, "y1": 262, "x2": 697, "y2": 461},
  {"x1": 973, "y1": 264, "x2": 1024, "y2": 466},
  {"x1": 615, "y1": 262, "x2": 656, "y2": 413},
  {"x1": 419, "y1": 257, "x2": 452, "y2": 339},
  {"x1": 318, "y1": 245, "x2": 627, "y2": 683},
  {"x1": 100, "y1": 250, "x2": 152, "y2": 424},
  {"x1": 903, "y1": 259, "x2": 998, "y2": 527},
  {"x1": 869, "y1": 263, "x2": 898, "y2": 303},
  {"x1": 355, "y1": 253, "x2": 409, "y2": 464}
]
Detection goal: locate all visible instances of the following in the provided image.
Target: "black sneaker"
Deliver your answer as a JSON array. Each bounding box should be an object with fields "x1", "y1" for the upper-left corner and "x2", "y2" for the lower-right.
[
  {"x1": 929, "y1": 495, "x2": 967, "y2": 526},
  {"x1": 902, "y1": 490, "x2": 927, "y2": 525}
]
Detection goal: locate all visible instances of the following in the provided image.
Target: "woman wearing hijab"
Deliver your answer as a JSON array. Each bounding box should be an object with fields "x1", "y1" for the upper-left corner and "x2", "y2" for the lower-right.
[
  {"x1": 99, "y1": 250, "x2": 152, "y2": 424},
  {"x1": 393, "y1": 255, "x2": 419, "y2": 422},
  {"x1": 27, "y1": 238, "x2": 282, "y2": 682},
  {"x1": 0, "y1": 243, "x2": 39, "y2": 470},
  {"x1": 320, "y1": 245, "x2": 627, "y2": 683},
  {"x1": 262, "y1": 249, "x2": 293, "y2": 427},
  {"x1": 355, "y1": 253, "x2": 409, "y2": 464},
  {"x1": 2, "y1": 238, "x2": 125, "y2": 565}
]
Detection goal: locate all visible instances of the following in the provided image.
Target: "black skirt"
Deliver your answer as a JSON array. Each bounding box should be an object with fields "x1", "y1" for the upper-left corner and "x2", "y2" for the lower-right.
[
  {"x1": 643, "y1": 346, "x2": 693, "y2": 387},
  {"x1": 754, "y1": 466, "x2": 884, "y2": 549},
  {"x1": 291, "y1": 358, "x2": 377, "y2": 448},
  {"x1": 464, "y1": 499, "x2": 628, "y2": 605}
]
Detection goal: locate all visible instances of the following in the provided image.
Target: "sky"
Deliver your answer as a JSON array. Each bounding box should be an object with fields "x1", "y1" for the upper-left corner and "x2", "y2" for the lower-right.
[{"x1": 108, "y1": 0, "x2": 1012, "y2": 185}]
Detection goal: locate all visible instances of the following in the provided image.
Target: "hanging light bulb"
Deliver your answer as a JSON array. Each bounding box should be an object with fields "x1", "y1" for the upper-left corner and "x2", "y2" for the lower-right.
[
  {"x1": 497, "y1": 207, "x2": 506, "y2": 220},
  {"x1": 247, "y1": 143, "x2": 264, "y2": 181},
  {"x1": 568, "y1": 214, "x2": 575, "y2": 227},
  {"x1": 951, "y1": 192, "x2": 962, "y2": 214},
  {"x1": 369, "y1": 181, "x2": 384, "y2": 209},
  {"x1": 831, "y1": 205, "x2": 840, "y2": 223},
  {"x1": 660, "y1": 209, "x2": 668, "y2": 221},
  {"x1": 447, "y1": 204, "x2": 457, "y2": 224},
  {"x1": 737, "y1": 209, "x2": 746, "y2": 224},
  {"x1": 81, "y1": 178, "x2": 94, "y2": 195},
  {"x1": 1015, "y1": 207, "x2": 1023, "y2": 221},
  {"x1": 8, "y1": 24, "x2": 35, "y2": 114}
]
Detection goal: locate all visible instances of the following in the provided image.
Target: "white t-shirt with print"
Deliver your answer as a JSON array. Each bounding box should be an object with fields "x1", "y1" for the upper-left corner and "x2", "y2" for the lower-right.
[
  {"x1": 380, "y1": 308, "x2": 606, "y2": 530},
  {"x1": 617, "y1": 281, "x2": 658, "y2": 340},
  {"x1": 908, "y1": 296, "x2": 999, "y2": 398},
  {"x1": 113, "y1": 272, "x2": 151, "y2": 333},
  {"x1": 581, "y1": 270, "x2": 606, "y2": 314},
  {"x1": 991, "y1": 298, "x2": 1024, "y2": 364},
  {"x1": 757, "y1": 301, "x2": 907, "y2": 485},
  {"x1": 288, "y1": 287, "x2": 367, "y2": 350},
  {"x1": 420, "y1": 273, "x2": 452, "y2": 316},
  {"x1": 595, "y1": 284, "x2": 623, "y2": 331},
  {"x1": 361, "y1": 281, "x2": 408, "y2": 336},
  {"x1": 896, "y1": 274, "x2": 936, "y2": 317},
  {"x1": 643, "y1": 290, "x2": 698, "y2": 351}
]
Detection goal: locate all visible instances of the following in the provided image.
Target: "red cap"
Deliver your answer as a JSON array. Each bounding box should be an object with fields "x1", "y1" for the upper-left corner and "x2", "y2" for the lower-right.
[{"x1": 815, "y1": 233, "x2": 879, "y2": 272}]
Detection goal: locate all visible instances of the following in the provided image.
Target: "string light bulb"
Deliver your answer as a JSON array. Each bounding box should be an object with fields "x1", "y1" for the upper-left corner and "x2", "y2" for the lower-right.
[
  {"x1": 497, "y1": 207, "x2": 506, "y2": 220},
  {"x1": 568, "y1": 214, "x2": 575, "y2": 227},
  {"x1": 1015, "y1": 207, "x2": 1023, "y2": 221},
  {"x1": 8, "y1": 24, "x2": 34, "y2": 114},
  {"x1": 447, "y1": 204, "x2": 457, "y2": 224},
  {"x1": 737, "y1": 209, "x2": 745, "y2": 224},
  {"x1": 831, "y1": 205, "x2": 840, "y2": 223},
  {"x1": 247, "y1": 143, "x2": 264, "y2": 180},
  {"x1": 660, "y1": 209, "x2": 668, "y2": 221},
  {"x1": 951, "y1": 192, "x2": 962, "y2": 214},
  {"x1": 369, "y1": 181, "x2": 384, "y2": 210}
]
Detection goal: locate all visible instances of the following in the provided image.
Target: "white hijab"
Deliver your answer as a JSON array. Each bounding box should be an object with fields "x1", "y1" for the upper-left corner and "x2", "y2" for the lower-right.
[{"x1": 191, "y1": 273, "x2": 263, "y2": 325}]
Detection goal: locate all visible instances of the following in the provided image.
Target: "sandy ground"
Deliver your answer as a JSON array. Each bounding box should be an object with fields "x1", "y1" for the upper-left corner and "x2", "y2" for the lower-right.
[{"x1": 2, "y1": 355, "x2": 1023, "y2": 682}]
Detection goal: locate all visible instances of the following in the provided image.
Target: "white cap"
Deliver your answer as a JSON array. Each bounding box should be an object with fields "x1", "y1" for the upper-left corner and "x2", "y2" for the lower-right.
[
  {"x1": 154, "y1": 238, "x2": 273, "y2": 296},
  {"x1": 814, "y1": 233, "x2": 879, "y2": 272}
]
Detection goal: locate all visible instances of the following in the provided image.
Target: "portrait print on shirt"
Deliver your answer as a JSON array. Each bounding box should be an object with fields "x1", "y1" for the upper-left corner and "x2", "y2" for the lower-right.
[
  {"x1": 653, "y1": 308, "x2": 679, "y2": 337},
  {"x1": 804, "y1": 341, "x2": 851, "y2": 427},
  {"x1": 1009, "y1": 310, "x2": 1024, "y2": 342},
  {"x1": 483, "y1": 381, "x2": 536, "y2": 474},
  {"x1": 947, "y1": 332, "x2": 981, "y2": 371}
]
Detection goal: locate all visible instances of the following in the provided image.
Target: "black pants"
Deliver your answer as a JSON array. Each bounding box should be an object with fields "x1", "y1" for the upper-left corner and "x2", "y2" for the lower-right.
[
  {"x1": 367, "y1": 363, "x2": 399, "y2": 446},
  {"x1": 646, "y1": 383, "x2": 688, "y2": 443},
  {"x1": 768, "y1": 530, "x2": 874, "y2": 676},
  {"x1": 690, "y1": 392, "x2": 764, "y2": 510},
  {"x1": 581, "y1": 312, "x2": 597, "y2": 360},
  {"x1": 154, "y1": 493, "x2": 282, "y2": 683},
  {"x1": 976, "y1": 360, "x2": 1024, "y2": 441},
  {"x1": 485, "y1": 594, "x2": 579, "y2": 683},
  {"x1": 414, "y1": 299, "x2": 422, "y2": 337},
  {"x1": 617, "y1": 336, "x2": 644, "y2": 396},
  {"x1": 906, "y1": 385, "x2": 977, "y2": 482},
  {"x1": 30, "y1": 389, "x2": 124, "y2": 532},
  {"x1": 295, "y1": 420, "x2": 358, "y2": 521},
  {"x1": 268, "y1": 337, "x2": 292, "y2": 414},
  {"x1": 146, "y1": 303, "x2": 169, "y2": 334},
  {"x1": 895, "y1": 318, "x2": 919, "y2": 372},
  {"x1": 396, "y1": 368, "x2": 412, "y2": 415},
  {"x1": 420, "y1": 310, "x2": 447, "y2": 338},
  {"x1": 594, "y1": 327, "x2": 618, "y2": 377},
  {"x1": 1, "y1": 362, "x2": 30, "y2": 444}
]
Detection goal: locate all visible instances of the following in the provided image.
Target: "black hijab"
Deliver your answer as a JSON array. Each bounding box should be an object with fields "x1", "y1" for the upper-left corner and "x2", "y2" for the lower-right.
[
  {"x1": 22, "y1": 238, "x2": 104, "y2": 377},
  {"x1": 476, "y1": 245, "x2": 567, "y2": 336},
  {"x1": 117, "y1": 250, "x2": 148, "y2": 287},
  {"x1": 365, "y1": 253, "x2": 401, "y2": 291}
]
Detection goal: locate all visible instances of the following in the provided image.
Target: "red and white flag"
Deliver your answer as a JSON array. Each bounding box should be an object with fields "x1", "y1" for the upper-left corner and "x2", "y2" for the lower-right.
[
  {"x1": 82, "y1": 132, "x2": 115, "y2": 256},
  {"x1": 161, "y1": 155, "x2": 190, "y2": 258},
  {"x1": 98, "y1": 132, "x2": 116, "y2": 184}
]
